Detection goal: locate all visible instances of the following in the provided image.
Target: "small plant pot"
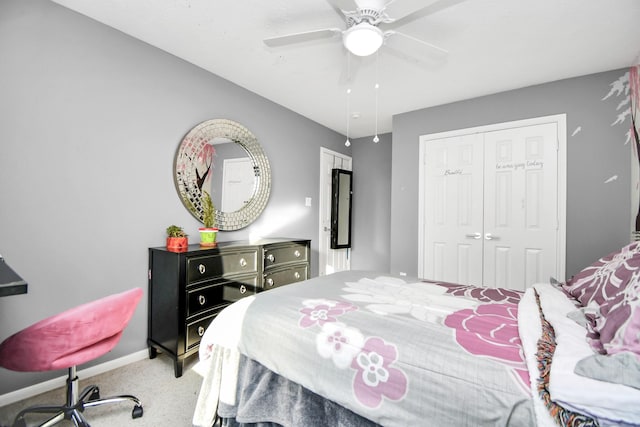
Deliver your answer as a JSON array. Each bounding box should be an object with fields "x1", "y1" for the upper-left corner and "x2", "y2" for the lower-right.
[
  {"x1": 199, "y1": 227, "x2": 218, "y2": 247},
  {"x1": 166, "y1": 236, "x2": 188, "y2": 252}
]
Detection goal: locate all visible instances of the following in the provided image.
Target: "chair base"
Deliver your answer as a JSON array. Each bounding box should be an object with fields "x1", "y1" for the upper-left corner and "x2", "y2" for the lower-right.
[{"x1": 12, "y1": 366, "x2": 143, "y2": 427}]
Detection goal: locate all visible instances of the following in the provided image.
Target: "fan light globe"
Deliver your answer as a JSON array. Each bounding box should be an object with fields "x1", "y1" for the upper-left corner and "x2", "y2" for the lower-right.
[{"x1": 343, "y1": 23, "x2": 383, "y2": 57}]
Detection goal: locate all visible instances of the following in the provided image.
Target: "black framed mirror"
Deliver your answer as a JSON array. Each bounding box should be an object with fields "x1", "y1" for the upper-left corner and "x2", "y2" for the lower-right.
[{"x1": 331, "y1": 168, "x2": 353, "y2": 249}]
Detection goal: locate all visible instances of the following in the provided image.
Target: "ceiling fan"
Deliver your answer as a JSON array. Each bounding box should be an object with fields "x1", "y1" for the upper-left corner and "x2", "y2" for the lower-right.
[{"x1": 263, "y1": 0, "x2": 465, "y2": 57}]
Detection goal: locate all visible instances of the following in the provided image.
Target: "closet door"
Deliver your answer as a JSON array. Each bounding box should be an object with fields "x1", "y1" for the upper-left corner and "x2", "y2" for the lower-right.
[
  {"x1": 420, "y1": 117, "x2": 563, "y2": 291},
  {"x1": 423, "y1": 133, "x2": 484, "y2": 286},
  {"x1": 483, "y1": 123, "x2": 558, "y2": 290}
]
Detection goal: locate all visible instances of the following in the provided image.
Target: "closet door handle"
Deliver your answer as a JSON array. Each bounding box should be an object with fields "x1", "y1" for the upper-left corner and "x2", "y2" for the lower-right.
[
  {"x1": 485, "y1": 233, "x2": 500, "y2": 240},
  {"x1": 465, "y1": 232, "x2": 482, "y2": 240}
]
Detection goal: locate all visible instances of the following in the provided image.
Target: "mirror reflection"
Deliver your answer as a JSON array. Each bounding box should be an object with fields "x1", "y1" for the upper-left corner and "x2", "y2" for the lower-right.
[
  {"x1": 331, "y1": 169, "x2": 353, "y2": 249},
  {"x1": 209, "y1": 139, "x2": 256, "y2": 213}
]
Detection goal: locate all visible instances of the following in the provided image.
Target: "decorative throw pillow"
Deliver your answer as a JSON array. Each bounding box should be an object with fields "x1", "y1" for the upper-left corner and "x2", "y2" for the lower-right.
[
  {"x1": 562, "y1": 242, "x2": 640, "y2": 309},
  {"x1": 594, "y1": 279, "x2": 640, "y2": 356}
]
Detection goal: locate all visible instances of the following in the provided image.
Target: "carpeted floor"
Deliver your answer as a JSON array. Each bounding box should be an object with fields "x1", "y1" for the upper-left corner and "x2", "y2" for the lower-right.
[{"x1": 0, "y1": 354, "x2": 203, "y2": 427}]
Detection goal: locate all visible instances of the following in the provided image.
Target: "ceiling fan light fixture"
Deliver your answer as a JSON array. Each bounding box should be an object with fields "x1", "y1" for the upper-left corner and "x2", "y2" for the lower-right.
[{"x1": 343, "y1": 23, "x2": 383, "y2": 57}]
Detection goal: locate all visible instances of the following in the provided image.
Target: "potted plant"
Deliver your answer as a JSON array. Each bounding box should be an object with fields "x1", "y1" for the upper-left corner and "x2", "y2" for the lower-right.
[
  {"x1": 166, "y1": 225, "x2": 188, "y2": 252},
  {"x1": 199, "y1": 191, "x2": 218, "y2": 247}
]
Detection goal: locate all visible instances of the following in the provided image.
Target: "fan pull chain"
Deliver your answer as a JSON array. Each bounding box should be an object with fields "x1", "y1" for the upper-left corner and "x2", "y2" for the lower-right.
[
  {"x1": 345, "y1": 87, "x2": 351, "y2": 147},
  {"x1": 373, "y1": 83, "x2": 379, "y2": 143},
  {"x1": 373, "y1": 51, "x2": 380, "y2": 143}
]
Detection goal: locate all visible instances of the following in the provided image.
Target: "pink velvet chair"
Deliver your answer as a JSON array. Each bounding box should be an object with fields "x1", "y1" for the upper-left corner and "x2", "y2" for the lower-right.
[{"x1": 0, "y1": 287, "x2": 144, "y2": 427}]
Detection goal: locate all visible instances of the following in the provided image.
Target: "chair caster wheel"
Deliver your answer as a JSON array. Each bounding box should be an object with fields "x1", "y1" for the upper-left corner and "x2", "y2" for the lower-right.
[
  {"x1": 132, "y1": 405, "x2": 144, "y2": 419},
  {"x1": 88, "y1": 387, "x2": 100, "y2": 401}
]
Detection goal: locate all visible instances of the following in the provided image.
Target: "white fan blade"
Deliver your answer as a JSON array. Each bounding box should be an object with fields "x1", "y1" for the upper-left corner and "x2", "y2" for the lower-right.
[
  {"x1": 384, "y1": 0, "x2": 469, "y2": 30},
  {"x1": 325, "y1": 0, "x2": 359, "y2": 13},
  {"x1": 384, "y1": 30, "x2": 448, "y2": 55},
  {"x1": 264, "y1": 28, "x2": 342, "y2": 47}
]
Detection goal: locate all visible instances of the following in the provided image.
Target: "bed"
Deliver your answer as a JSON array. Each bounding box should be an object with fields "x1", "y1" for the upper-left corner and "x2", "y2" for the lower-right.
[{"x1": 192, "y1": 244, "x2": 640, "y2": 427}]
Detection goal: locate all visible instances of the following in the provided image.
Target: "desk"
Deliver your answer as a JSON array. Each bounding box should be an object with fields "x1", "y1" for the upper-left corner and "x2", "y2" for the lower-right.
[{"x1": 0, "y1": 258, "x2": 28, "y2": 297}]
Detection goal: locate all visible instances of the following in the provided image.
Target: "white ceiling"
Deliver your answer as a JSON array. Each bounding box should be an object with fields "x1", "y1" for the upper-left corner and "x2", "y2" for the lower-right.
[{"x1": 50, "y1": 0, "x2": 640, "y2": 139}]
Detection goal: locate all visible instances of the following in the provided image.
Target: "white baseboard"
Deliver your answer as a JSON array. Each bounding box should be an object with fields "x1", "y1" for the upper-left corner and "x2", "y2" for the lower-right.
[{"x1": 0, "y1": 350, "x2": 148, "y2": 407}]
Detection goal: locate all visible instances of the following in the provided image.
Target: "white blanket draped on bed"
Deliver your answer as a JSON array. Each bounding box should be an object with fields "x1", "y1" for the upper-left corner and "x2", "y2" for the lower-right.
[{"x1": 520, "y1": 283, "x2": 640, "y2": 427}]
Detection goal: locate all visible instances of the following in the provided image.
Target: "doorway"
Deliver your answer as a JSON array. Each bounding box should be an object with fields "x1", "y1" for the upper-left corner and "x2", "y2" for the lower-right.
[
  {"x1": 418, "y1": 115, "x2": 566, "y2": 291},
  {"x1": 221, "y1": 157, "x2": 255, "y2": 212},
  {"x1": 319, "y1": 147, "x2": 352, "y2": 276}
]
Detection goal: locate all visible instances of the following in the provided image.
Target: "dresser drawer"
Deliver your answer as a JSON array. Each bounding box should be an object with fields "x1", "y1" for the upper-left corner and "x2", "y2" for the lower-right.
[
  {"x1": 187, "y1": 249, "x2": 258, "y2": 284},
  {"x1": 186, "y1": 312, "x2": 219, "y2": 350},
  {"x1": 187, "y1": 276, "x2": 258, "y2": 317},
  {"x1": 263, "y1": 264, "x2": 308, "y2": 290},
  {"x1": 187, "y1": 283, "x2": 226, "y2": 318},
  {"x1": 223, "y1": 275, "x2": 258, "y2": 302},
  {"x1": 263, "y1": 242, "x2": 309, "y2": 270}
]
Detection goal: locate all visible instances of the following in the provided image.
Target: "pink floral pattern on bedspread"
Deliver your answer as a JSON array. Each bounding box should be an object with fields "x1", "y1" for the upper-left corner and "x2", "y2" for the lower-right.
[
  {"x1": 444, "y1": 303, "x2": 530, "y2": 389},
  {"x1": 299, "y1": 299, "x2": 408, "y2": 408},
  {"x1": 425, "y1": 280, "x2": 523, "y2": 304},
  {"x1": 298, "y1": 299, "x2": 357, "y2": 328},
  {"x1": 352, "y1": 337, "x2": 408, "y2": 408}
]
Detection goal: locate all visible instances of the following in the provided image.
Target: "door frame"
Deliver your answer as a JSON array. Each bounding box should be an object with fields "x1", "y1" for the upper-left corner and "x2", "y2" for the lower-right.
[
  {"x1": 319, "y1": 147, "x2": 352, "y2": 276},
  {"x1": 418, "y1": 114, "x2": 567, "y2": 282}
]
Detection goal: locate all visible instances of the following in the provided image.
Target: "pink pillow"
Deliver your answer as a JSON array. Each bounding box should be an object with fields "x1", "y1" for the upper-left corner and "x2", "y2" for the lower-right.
[
  {"x1": 595, "y1": 279, "x2": 640, "y2": 356},
  {"x1": 562, "y1": 242, "x2": 640, "y2": 308}
]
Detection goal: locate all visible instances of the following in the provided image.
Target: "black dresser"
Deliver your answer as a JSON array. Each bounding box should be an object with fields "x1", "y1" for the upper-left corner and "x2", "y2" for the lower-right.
[{"x1": 147, "y1": 238, "x2": 310, "y2": 377}]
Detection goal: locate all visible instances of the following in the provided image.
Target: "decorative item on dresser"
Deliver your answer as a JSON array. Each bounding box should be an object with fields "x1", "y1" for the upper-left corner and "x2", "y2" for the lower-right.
[
  {"x1": 198, "y1": 191, "x2": 218, "y2": 247},
  {"x1": 166, "y1": 224, "x2": 188, "y2": 253},
  {"x1": 147, "y1": 238, "x2": 310, "y2": 377}
]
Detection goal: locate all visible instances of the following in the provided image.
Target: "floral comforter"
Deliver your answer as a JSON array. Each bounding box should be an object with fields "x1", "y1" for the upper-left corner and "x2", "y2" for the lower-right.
[{"x1": 193, "y1": 270, "x2": 536, "y2": 426}]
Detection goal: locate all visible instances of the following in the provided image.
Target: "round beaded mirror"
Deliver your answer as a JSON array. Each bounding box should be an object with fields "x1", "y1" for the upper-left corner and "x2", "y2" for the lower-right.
[{"x1": 174, "y1": 119, "x2": 271, "y2": 231}]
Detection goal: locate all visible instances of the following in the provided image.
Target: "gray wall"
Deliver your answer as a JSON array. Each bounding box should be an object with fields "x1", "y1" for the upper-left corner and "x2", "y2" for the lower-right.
[
  {"x1": 390, "y1": 69, "x2": 632, "y2": 279},
  {"x1": 350, "y1": 133, "x2": 392, "y2": 272},
  {"x1": 0, "y1": 0, "x2": 351, "y2": 394}
]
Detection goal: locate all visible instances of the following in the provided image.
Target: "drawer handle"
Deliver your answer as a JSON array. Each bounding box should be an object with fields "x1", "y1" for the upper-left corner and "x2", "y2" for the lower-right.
[
  {"x1": 198, "y1": 264, "x2": 206, "y2": 274},
  {"x1": 294, "y1": 271, "x2": 300, "y2": 279},
  {"x1": 266, "y1": 278, "x2": 274, "y2": 287},
  {"x1": 239, "y1": 258, "x2": 247, "y2": 267},
  {"x1": 266, "y1": 254, "x2": 275, "y2": 263},
  {"x1": 198, "y1": 295, "x2": 206, "y2": 306},
  {"x1": 240, "y1": 285, "x2": 247, "y2": 294},
  {"x1": 197, "y1": 326, "x2": 205, "y2": 337},
  {"x1": 294, "y1": 250, "x2": 301, "y2": 258}
]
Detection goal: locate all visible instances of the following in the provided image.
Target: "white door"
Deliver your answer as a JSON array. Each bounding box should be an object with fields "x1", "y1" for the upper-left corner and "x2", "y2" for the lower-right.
[
  {"x1": 422, "y1": 133, "x2": 484, "y2": 286},
  {"x1": 221, "y1": 157, "x2": 255, "y2": 212},
  {"x1": 319, "y1": 148, "x2": 352, "y2": 276},
  {"x1": 483, "y1": 124, "x2": 559, "y2": 289},
  {"x1": 419, "y1": 115, "x2": 566, "y2": 291}
]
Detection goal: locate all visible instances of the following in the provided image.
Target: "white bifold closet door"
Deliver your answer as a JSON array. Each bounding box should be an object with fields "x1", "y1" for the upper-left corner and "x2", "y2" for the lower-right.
[{"x1": 421, "y1": 121, "x2": 560, "y2": 291}]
